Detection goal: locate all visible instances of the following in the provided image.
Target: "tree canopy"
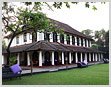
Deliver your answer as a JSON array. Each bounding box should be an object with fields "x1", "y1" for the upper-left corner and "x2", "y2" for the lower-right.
[
  {"x1": 81, "y1": 29, "x2": 109, "y2": 48},
  {"x1": 2, "y1": 2, "x2": 63, "y2": 65},
  {"x1": 81, "y1": 29, "x2": 93, "y2": 38}
]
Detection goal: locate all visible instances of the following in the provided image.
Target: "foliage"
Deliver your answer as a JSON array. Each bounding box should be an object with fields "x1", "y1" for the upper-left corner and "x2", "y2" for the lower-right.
[
  {"x1": 81, "y1": 29, "x2": 109, "y2": 48},
  {"x1": 2, "y1": 2, "x2": 64, "y2": 65},
  {"x1": 81, "y1": 29, "x2": 93, "y2": 38},
  {"x1": 95, "y1": 29, "x2": 106, "y2": 41},
  {"x1": 3, "y1": 64, "x2": 109, "y2": 85},
  {"x1": 9, "y1": 55, "x2": 16, "y2": 66},
  {"x1": 91, "y1": 44, "x2": 99, "y2": 49},
  {"x1": 104, "y1": 31, "x2": 109, "y2": 47},
  {"x1": 23, "y1": 2, "x2": 100, "y2": 10}
]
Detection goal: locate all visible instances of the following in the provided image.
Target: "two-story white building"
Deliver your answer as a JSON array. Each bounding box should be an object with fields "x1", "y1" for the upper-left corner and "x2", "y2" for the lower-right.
[{"x1": 2, "y1": 19, "x2": 103, "y2": 66}]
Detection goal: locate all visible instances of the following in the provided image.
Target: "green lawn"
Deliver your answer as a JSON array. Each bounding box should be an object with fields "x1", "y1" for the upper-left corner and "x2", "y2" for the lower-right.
[{"x1": 3, "y1": 64, "x2": 109, "y2": 85}]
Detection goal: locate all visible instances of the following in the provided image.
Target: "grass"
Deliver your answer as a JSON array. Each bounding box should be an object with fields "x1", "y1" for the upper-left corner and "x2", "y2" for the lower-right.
[{"x1": 2, "y1": 64, "x2": 109, "y2": 85}]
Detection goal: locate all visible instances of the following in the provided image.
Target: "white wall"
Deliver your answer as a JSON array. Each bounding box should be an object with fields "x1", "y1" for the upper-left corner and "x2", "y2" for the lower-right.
[
  {"x1": 9, "y1": 33, "x2": 32, "y2": 47},
  {"x1": 2, "y1": 55, "x2": 7, "y2": 64},
  {"x1": 37, "y1": 32, "x2": 44, "y2": 41}
]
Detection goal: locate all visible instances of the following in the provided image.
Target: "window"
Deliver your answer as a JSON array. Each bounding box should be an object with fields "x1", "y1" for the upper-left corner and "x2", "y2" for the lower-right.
[
  {"x1": 72, "y1": 36, "x2": 75, "y2": 45},
  {"x1": 23, "y1": 33, "x2": 27, "y2": 42},
  {"x1": 66, "y1": 34, "x2": 70, "y2": 44},
  {"x1": 53, "y1": 32, "x2": 57, "y2": 42},
  {"x1": 81, "y1": 38, "x2": 83, "y2": 46},
  {"x1": 88, "y1": 40, "x2": 90, "y2": 47},
  {"x1": 60, "y1": 34, "x2": 64, "y2": 44},
  {"x1": 16, "y1": 36, "x2": 19, "y2": 44},
  {"x1": 77, "y1": 37, "x2": 79, "y2": 46},
  {"x1": 44, "y1": 32, "x2": 50, "y2": 41}
]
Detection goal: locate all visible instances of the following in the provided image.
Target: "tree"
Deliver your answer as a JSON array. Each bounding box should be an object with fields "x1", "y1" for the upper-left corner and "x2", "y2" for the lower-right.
[
  {"x1": 23, "y1": 2, "x2": 105, "y2": 11},
  {"x1": 104, "y1": 30, "x2": 109, "y2": 47},
  {"x1": 94, "y1": 29, "x2": 106, "y2": 47},
  {"x1": 81, "y1": 29, "x2": 93, "y2": 38},
  {"x1": 81, "y1": 29, "x2": 109, "y2": 49},
  {"x1": 2, "y1": 2, "x2": 63, "y2": 65}
]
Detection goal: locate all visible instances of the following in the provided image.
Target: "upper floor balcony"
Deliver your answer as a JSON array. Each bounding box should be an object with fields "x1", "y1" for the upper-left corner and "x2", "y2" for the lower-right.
[{"x1": 6, "y1": 31, "x2": 92, "y2": 48}]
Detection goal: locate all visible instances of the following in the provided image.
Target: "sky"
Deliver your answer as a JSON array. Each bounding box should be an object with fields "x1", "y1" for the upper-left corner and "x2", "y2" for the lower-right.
[
  {"x1": 4, "y1": 2, "x2": 109, "y2": 34},
  {"x1": 41, "y1": 2, "x2": 109, "y2": 32}
]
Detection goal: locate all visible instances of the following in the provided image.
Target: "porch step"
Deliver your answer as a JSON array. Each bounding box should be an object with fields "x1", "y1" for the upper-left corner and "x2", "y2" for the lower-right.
[{"x1": 49, "y1": 69, "x2": 58, "y2": 72}]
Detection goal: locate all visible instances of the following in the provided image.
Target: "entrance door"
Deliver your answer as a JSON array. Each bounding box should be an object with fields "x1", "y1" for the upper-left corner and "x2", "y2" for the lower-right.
[
  {"x1": 87, "y1": 53, "x2": 89, "y2": 62},
  {"x1": 82, "y1": 53, "x2": 85, "y2": 61},
  {"x1": 64, "y1": 52, "x2": 69, "y2": 64},
  {"x1": 54, "y1": 52, "x2": 59, "y2": 65},
  {"x1": 20, "y1": 52, "x2": 27, "y2": 66},
  {"x1": 44, "y1": 51, "x2": 51, "y2": 66},
  {"x1": 72, "y1": 52, "x2": 76, "y2": 63},
  {"x1": 32, "y1": 51, "x2": 39, "y2": 66},
  {"x1": 77, "y1": 53, "x2": 81, "y2": 62}
]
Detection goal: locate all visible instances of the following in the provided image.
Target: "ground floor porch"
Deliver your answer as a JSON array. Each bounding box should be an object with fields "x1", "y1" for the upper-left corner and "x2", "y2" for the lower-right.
[{"x1": 2, "y1": 50, "x2": 103, "y2": 67}]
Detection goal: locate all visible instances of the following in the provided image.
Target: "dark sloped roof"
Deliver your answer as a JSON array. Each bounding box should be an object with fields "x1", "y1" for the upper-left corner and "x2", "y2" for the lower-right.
[
  {"x1": 57, "y1": 43, "x2": 102, "y2": 53},
  {"x1": 2, "y1": 42, "x2": 37, "y2": 53},
  {"x1": 2, "y1": 40, "x2": 102, "y2": 54},
  {"x1": 25, "y1": 41, "x2": 69, "y2": 52},
  {"x1": 4, "y1": 18, "x2": 93, "y2": 40},
  {"x1": 49, "y1": 18, "x2": 93, "y2": 40}
]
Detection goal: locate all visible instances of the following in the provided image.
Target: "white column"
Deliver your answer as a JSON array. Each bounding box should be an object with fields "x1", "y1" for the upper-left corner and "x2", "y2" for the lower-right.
[
  {"x1": 27, "y1": 52, "x2": 30, "y2": 66},
  {"x1": 79, "y1": 38, "x2": 81, "y2": 46},
  {"x1": 70, "y1": 36, "x2": 72, "y2": 45},
  {"x1": 39, "y1": 51, "x2": 42, "y2": 66},
  {"x1": 83, "y1": 39, "x2": 85, "y2": 47},
  {"x1": 69, "y1": 52, "x2": 72, "y2": 64},
  {"x1": 2, "y1": 55, "x2": 4, "y2": 64},
  {"x1": 98, "y1": 53, "x2": 100, "y2": 61},
  {"x1": 17, "y1": 53, "x2": 20, "y2": 65},
  {"x1": 64, "y1": 34, "x2": 67, "y2": 44},
  {"x1": 89, "y1": 53, "x2": 91, "y2": 62},
  {"x1": 80, "y1": 53, "x2": 83, "y2": 62},
  {"x1": 75, "y1": 36, "x2": 77, "y2": 46},
  {"x1": 52, "y1": 51, "x2": 54, "y2": 65},
  {"x1": 89, "y1": 41, "x2": 91, "y2": 47},
  {"x1": 75, "y1": 52, "x2": 78, "y2": 63},
  {"x1": 93, "y1": 53, "x2": 95, "y2": 61},
  {"x1": 85, "y1": 53, "x2": 87, "y2": 61},
  {"x1": 37, "y1": 32, "x2": 39, "y2": 42},
  {"x1": 95, "y1": 53, "x2": 97, "y2": 61},
  {"x1": 50, "y1": 33, "x2": 53, "y2": 42},
  {"x1": 87, "y1": 40, "x2": 89, "y2": 47},
  {"x1": 62, "y1": 52, "x2": 64, "y2": 64},
  {"x1": 57, "y1": 33, "x2": 60, "y2": 43}
]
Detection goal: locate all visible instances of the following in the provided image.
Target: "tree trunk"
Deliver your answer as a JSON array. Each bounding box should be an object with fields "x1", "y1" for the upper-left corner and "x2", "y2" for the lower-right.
[
  {"x1": 32, "y1": 30, "x2": 37, "y2": 42},
  {"x1": 30, "y1": 30, "x2": 37, "y2": 74},
  {"x1": 6, "y1": 33, "x2": 15, "y2": 65}
]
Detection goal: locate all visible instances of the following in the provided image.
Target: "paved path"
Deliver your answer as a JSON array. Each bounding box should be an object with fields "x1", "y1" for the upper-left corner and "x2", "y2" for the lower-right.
[{"x1": 21, "y1": 62, "x2": 102, "y2": 75}]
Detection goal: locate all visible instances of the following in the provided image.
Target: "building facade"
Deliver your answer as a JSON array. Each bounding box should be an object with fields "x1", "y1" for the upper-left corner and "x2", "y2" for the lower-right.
[{"x1": 2, "y1": 19, "x2": 103, "y2": 66}]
